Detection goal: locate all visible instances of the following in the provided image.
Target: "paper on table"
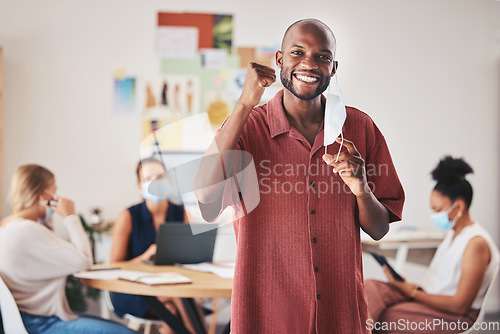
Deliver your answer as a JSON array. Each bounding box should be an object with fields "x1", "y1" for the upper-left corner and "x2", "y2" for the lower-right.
[
  {"x1": 118, "y1": 271, "x2": 192, "y2": 285},
  {"x1": 74, "y1": 269, "x2": 192, "y2": 285},
  {"x1": 73, "y1": 269, "x2": 134, "y2": 281},
  {"x1": 178, "y1": 262, "x2": 235, "y2": 279}
]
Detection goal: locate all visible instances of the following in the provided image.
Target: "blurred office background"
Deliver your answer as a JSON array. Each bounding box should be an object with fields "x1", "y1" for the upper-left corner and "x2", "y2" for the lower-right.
[{"x1": 0, "y1": 0, "x2": 499, "y2": 318}]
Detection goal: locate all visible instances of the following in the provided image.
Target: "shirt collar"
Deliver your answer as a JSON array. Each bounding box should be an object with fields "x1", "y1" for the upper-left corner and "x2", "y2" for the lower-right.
[
  {"x1": 267, "y1": 90, "x2": 290, "y2": 138},
  {"x1": 267, "y1": 89, "x2": 326, "y2": 138}
]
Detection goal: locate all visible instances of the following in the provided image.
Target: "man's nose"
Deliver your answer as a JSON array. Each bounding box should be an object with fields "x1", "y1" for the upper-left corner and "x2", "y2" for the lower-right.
[{"x1": 300, "y1": 56, "x2": 319, "y2": 70}]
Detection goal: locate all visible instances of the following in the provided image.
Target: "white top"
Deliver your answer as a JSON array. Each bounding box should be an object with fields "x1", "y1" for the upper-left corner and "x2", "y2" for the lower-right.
[
  {"x1": 420, "y1": 222, "x2": 500, "y2": 309},
  {"x1": 0, "y1": 215, "x2": 92, "y2": 320}
]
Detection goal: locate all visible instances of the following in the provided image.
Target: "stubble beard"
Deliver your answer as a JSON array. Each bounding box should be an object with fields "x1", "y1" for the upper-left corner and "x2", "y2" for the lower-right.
[{"x1": 280, "y1": 68, "x2": 330, "y2": 101}]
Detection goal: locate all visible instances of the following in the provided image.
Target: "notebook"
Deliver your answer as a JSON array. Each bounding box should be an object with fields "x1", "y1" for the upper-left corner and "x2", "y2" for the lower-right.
[{"x1": 74, "y1": 269, "x2": 192, "y2": 285}]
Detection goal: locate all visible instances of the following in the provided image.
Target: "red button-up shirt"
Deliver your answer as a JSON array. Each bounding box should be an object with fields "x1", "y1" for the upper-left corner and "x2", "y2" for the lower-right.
[{"x1": 202, "y1": 90, "x2": 404, "y2": 333}]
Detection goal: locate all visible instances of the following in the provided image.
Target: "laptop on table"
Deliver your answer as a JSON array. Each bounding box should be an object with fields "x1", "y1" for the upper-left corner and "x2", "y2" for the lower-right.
[{"x1": 154, "y1": 223, "x2": 218, "y2": 265}]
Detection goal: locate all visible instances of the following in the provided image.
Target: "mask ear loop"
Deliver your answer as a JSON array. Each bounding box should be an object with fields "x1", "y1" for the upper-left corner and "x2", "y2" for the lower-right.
[
  {"x1": 335, "y1": 132, "x2": 343, "y2": 163},
  {"x1": 448, "y1": 202, "x2": 461, "y2": 222}
]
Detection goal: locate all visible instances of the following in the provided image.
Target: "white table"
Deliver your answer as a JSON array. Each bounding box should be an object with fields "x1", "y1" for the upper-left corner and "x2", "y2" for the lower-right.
[{"x1": 361, "y1": 229, "x2": 445, "y2": 272}]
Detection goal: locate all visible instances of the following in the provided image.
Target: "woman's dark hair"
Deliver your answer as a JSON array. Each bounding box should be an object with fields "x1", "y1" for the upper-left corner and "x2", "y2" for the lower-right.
[
  {"x1": 136, "y1": 157, "x2": 166, "y2": 181},
  {"x1": 431, "y1": 156, "x2": 473, "y2": 208}
]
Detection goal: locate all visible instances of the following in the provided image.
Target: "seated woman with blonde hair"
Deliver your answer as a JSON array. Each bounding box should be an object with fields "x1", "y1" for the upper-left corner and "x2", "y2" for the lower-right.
[
  {"x1": 0, "y1": 164, "x2": 135, "y2": 334},
  {"x1": 365, "y1": 156, "x2": 499, "y2": 334}
]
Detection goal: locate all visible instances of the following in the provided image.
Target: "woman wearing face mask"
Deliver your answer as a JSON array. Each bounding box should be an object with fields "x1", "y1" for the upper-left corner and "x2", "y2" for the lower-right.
[
  {"x1": 109, "y1": 157, "x2": 196, "y2": 333},
  {"x1": 364, "y1": 156, "x2": 499, "y2": 334},
  {"x1": 0, "y1": 164, "x2": 136, "y2": 334}
]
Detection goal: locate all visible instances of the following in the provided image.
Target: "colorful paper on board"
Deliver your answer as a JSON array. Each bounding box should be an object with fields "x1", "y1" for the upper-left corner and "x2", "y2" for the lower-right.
[
  {"x1": 113, "y1": 77, "x2": 136, "y2": 115},
  {"x1": 156, "y1": 27, "x2": 198, "y2": 59}
]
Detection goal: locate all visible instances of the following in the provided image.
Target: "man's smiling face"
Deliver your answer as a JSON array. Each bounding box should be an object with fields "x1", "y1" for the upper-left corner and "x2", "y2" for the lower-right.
[{"x1": 277, "y1": 22, "x2": 336, "y2": 101}]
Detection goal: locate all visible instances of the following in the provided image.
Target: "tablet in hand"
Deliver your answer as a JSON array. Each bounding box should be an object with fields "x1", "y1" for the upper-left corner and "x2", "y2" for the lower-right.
[{"x1": 369, "y1": 252, "x2": 404, "y2": 282}]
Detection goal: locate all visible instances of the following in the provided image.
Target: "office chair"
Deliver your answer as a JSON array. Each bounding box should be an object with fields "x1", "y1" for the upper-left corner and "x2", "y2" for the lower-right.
[
  {"x1": 103, "y1": 290, "x2": 163, "y2": 334},
  {"x1": 0, "y1": 275, "x2": 28, "y2": 334},
  {"x1": 459, "y1": 264, "x2": 499, "y2": 334},
  {"x1": 104, "y1": 290, "x2": 223, "y2": 334}
]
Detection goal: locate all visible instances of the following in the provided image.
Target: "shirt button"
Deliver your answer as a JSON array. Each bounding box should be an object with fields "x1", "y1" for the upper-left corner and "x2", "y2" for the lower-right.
[
  {"x1": 312, "y1": 237, "x2": 317, "y2": 243},
  {"x1": 317, "y1": 294, "x2": 321, "y2": 300},
  {"x1": 310, "y1": 181, "x2": 315, "y2": 187},
  {"x1": 311, "y1": 210, "x2": 316, "y2": 215},
  {"x1": 314, "y1": 266, "x2": 319, "y2": 272}
]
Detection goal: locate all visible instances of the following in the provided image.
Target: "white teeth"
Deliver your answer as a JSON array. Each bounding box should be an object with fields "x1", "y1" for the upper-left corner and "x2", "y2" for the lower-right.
[{"x1": 295, "y1": 74, "x2": 318, "y2": 83}]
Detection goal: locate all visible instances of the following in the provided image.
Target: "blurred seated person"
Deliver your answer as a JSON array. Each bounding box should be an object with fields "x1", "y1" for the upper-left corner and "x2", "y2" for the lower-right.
[
  {"x1": 109, "y1": 157, "x2": 198, "y2": 333},
  {"x1": 365, "y1": 156, "x2": 499, "y2": 334},
  {"x1": 0, "y1": 164, "x2": 135, "y2": 334}
]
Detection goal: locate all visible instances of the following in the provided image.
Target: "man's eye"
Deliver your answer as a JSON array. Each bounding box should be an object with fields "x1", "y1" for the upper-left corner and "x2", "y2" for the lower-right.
[
  {"x1": 291, "y1": 50, "x2": 303, "y2": 55},
  {"x1": 319, "y1": 55, "x2": 332, "y2": 61}
]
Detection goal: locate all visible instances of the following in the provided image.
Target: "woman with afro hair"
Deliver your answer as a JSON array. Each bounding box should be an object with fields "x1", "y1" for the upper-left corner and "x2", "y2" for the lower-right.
[{"x1": 365, "y1": 156, "x2": 499, "y2": 334}]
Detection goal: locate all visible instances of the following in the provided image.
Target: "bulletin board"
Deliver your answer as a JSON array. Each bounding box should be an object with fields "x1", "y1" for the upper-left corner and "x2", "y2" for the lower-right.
[{"x1": 111, "y1": 12, "x2": 282, "y2": 156}]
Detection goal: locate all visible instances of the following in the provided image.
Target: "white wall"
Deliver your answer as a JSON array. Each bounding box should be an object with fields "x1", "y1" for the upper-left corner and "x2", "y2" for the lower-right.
[{"x1": 1, "y1": 0, "x2": 499, "y2": 310}]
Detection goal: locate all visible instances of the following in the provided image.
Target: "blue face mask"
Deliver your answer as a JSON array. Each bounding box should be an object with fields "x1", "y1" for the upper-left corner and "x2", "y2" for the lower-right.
[
  {"x1": 141, "y1": 178, "x2": 171, "y2": 203},
  {"x1": 431, "y1": 202, "x2": 459, "y2": 231},
  {"x1": 45, "y1": 206, "x2": 55, "y2": 219},
  {"x1": 39, "y1": 193, "x2": 57, "y2": 229}
]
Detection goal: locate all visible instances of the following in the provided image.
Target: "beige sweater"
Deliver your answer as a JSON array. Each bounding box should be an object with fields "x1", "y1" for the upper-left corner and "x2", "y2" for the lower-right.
[{"x1": 0, "y1": 215, "x2": 92, "y2": 320}]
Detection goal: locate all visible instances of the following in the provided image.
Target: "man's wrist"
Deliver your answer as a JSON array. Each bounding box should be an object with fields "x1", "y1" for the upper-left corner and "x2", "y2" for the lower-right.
[
  {"x1": 235, "y1": 99, "x2": 256, "y2": 113},
  {"x1": 355, "y1": 184, "x2": 373, "y2": 200}
]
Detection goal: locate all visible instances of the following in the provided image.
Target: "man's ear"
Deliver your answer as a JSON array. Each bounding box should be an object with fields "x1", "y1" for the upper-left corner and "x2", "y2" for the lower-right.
[
  {"x1": 331, "y1": 61, "x2": 338, "y2": 75},
  {"x1": 276, "y1": 50, "x2": 283, "y2": 68}
]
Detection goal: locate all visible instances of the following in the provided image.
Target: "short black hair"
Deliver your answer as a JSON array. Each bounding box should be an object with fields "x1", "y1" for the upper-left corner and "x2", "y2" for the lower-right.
[{"x1": 431, "y1": 156, "x2": 474, "y2": 208}]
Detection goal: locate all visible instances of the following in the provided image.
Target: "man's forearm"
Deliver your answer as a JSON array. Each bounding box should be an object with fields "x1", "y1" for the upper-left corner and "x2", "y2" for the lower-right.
[
  {"x1": 356, "y1": 191, "x2": 390, "y2": 240},
  {"x1": 194, "y1": 102, "x2": 253, "y2": 204},
  {"x1": 195, "y1": 62, "x2": 276, "y2": 211}
]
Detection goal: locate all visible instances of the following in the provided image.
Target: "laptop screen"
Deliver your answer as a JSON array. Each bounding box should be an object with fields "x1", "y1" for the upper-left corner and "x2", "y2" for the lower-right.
[{"x1": 155, "y1": 223, "x2": 218, "y2": 265}]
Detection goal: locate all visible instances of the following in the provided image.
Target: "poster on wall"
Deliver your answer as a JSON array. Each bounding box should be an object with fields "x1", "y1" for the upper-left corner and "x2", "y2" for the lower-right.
[
  {"x1": 113, "y1": 76, "x2": 137, "y2": 115},
  {"x1": 137, "y1": 75, "x2": 200, "y2": 122},
  {"x1": 140, "y1": 114, "x2": 214, "y2": 153},
  {"x1": 204, "y1": 91, "x2": 231, "y2": 126},
  {"x1": 156, "y1": 26, "x2": 198, "y2": 59},
  {"x1": 160, "y1": 55, "x2": 240, "y2": 127},
  {"x1": 142, "y1": 11, "x2": 285, "y2": 154},
  {"x1": 157, "y1": 12, "x2": 233, "y2": 55},
  {"x1": 147, "y1": 11, "x2": 235, "y2": 138}
]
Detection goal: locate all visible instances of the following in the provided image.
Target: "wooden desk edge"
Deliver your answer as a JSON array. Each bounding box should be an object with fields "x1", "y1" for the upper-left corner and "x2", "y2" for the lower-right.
[
  {"x1": 80, "y1": 278, "x2": 232, "y2": 299},
  {"x1": 362, "y1": 238, "x2": 444, "y2": 246},
  {"x1": 79, "y1": 261, "x2": 233, "y2": 299}
]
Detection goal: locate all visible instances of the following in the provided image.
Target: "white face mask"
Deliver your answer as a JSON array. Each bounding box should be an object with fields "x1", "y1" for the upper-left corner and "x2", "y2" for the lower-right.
[
  {"x1": 142, "y1": 178, "x2": 171, "y2": 202},
  {"x1": 324, "y1": 73, "x2": 346, "y2": 161}
]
